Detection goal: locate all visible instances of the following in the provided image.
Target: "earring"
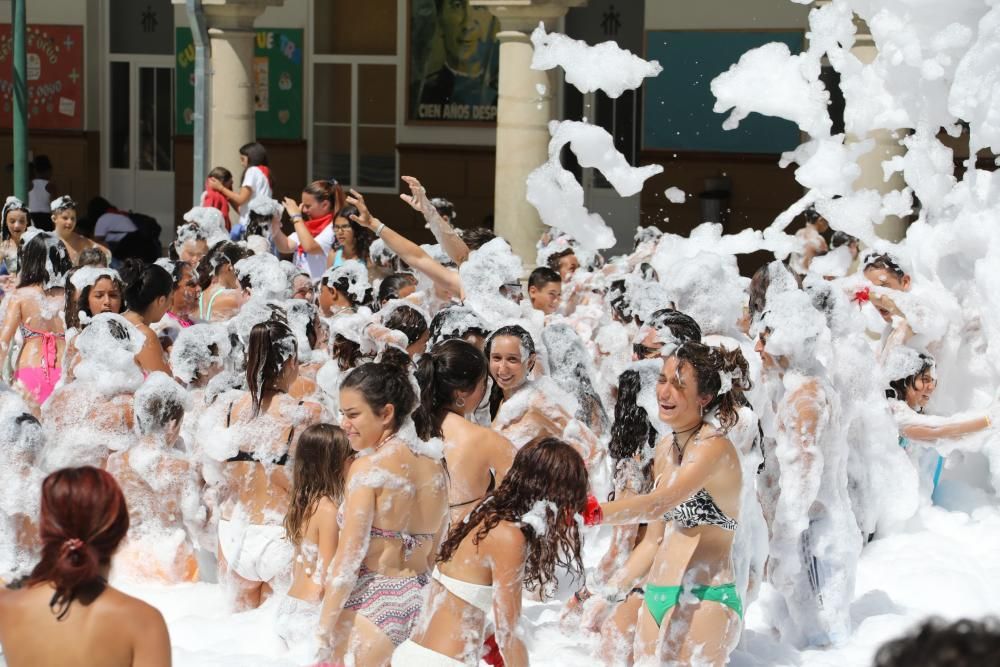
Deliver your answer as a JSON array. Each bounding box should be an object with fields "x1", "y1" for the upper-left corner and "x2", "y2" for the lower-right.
[{"x1": 455, "y1": 396, "x2": 466, "y2": 408}]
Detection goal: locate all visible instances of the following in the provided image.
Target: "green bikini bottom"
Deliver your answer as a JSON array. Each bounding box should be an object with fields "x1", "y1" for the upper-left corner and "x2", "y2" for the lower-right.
[{"x1": 644, "y1": 582, "x2": 743, "y2": 626}]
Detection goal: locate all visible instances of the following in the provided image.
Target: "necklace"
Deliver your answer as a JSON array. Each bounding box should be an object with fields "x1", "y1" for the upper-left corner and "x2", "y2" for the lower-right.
[
  {"x1": 671, "y1": 421, "x2": 702, "y2": 462},
  {"x1": 372, "y1": 431, "x2": 396, "y2": 453}
]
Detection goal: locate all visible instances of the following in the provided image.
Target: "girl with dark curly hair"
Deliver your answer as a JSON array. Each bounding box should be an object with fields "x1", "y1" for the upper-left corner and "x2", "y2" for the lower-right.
[
  {"x1": 394, "y1": 437, "x2": 588, "y2": 666},
  {"x1": 597, "y1": 341, "x2": 751, "y2": 665}
]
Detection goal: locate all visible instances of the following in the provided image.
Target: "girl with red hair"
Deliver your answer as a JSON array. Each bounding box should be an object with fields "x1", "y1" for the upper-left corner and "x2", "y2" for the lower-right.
[{"x1": 0, "y1": 466, "x2": 171, "y2": 666}]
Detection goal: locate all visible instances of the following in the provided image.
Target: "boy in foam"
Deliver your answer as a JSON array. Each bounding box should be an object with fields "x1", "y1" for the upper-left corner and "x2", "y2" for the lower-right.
[{"x1": 527, "y1": 266, "x2": 562, "y2": 315}]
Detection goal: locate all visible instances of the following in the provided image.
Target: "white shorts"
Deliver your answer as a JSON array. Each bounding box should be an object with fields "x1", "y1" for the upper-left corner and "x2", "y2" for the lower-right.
[
  {"x1": 276, "y1": 595, "x2": 320, "y2": 645},
  {"x1": 391, "y1": 639, "x2": 467, "y2": 666},
  {"x1": 217, "y1": 518, "x2": 293, "y2": 584}
]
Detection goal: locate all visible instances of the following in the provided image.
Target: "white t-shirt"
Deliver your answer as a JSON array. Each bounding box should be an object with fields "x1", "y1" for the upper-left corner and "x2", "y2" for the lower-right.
[
  {"x1": 94, "y1": 212, "x2": 137, "y2": 243},
  {"x1": 289, "y1": 223, "x2": 335, "y2": 280},
  {"x1": 237, "y1": 166, "x2": 272, "y2": 228}
]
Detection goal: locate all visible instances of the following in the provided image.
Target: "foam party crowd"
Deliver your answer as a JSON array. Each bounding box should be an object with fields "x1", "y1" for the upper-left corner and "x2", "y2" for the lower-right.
[{"x1": 3, "y1": 0, "x2": 1000, "y2": 665}]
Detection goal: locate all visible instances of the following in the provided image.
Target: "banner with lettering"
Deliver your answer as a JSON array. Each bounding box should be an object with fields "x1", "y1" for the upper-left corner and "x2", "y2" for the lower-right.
[
  {"x1": 0, "y1": 25, "x2": 84, "y2": 130},
  {"x1": 175, "y1": 28, "x2": 303, "y2": 139},
  {"x1": 407, "y1": 0, "x2": 499, "y2": 125}
]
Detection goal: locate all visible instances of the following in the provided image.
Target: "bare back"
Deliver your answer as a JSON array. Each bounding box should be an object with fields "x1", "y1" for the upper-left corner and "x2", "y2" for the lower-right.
[{"x1": 0, "y1": 583, "x2": 171, "y2": 667}]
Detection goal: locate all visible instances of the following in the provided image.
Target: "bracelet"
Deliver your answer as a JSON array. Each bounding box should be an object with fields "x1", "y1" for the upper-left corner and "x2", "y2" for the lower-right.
[
  {"x1": 374, "y1": 221, "x2": 386, "y2": 237},
  {"x1": 291, "y1": 213, "x2": 304, "y2": 221},
  {"x1": 987, "y1": 415, "x2": 992, "y2": 428}
]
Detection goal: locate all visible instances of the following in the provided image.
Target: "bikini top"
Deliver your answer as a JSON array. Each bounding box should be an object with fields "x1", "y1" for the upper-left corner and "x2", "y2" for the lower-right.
[
  {"x1": 449, "y1": 469, "x2": 496, "y2": 510},
  {"x1": 20, "y1": 324, "x2": 65, "y2": 340},
  {"x1": 337, "y1": 509, "x2": 436, "y2": 559},
  {"x1": 664, "y1": 488, "x2": 737, "y2": 531},
  {"x1": 433, "y1": 567, "x2": 493, "y2": 614},
  {"x1": 224, "y1": 399, "x2": 301, "y2": 466}
]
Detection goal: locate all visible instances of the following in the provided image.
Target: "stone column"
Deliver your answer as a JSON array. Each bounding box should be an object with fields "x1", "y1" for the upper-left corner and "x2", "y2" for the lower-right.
[
  {"x1": 848, "y1": 14, "x2": 908, "y2": 242},
  {"x1": 472, "y1": 0, "x2": 586, "y2": 271},
  {"x1": 175, "y1": 0, "x2": 282, "y2": 179}
]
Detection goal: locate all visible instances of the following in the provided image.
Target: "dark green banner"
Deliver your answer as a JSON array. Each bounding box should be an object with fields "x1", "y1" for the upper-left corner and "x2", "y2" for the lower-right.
[{"x1": 175, "y1": 27, "x2": 303, "y2": 139}]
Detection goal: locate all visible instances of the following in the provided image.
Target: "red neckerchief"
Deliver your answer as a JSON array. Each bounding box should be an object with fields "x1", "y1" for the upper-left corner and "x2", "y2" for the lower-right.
[
  {"x1": 298, "y1": 212, "x2": 334, "y2": 256},
  {"x1": 201, "y1": 178, "x2": 230, "y2": 228},
  {"x1": 256, "y1": 165, "x2": 272, "y2": 187}
]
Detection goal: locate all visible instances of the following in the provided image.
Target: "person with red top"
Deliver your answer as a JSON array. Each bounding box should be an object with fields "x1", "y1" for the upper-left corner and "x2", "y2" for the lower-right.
[
  {"x1": 201, "y1": 167, "x2": 233, "y2": 230},
  {"x1": 208, "y1": 142, "x2": 271, "y2": 240},
  {"x1": 271, "y1": 179, "x2": 345, "y2": 281}
]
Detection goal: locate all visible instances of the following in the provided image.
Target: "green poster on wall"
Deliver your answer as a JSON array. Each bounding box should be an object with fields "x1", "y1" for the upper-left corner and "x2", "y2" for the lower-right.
[{"x1": 175, "y1": 27, "x2": 303, "y2": 139}]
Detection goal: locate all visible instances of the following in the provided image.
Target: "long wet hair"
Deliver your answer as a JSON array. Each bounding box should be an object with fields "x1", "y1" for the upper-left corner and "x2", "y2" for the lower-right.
[
  {"x1": 196, "y1": 241, "x2": 250, "y2": 290},
  {"x1": 331, "y1": 334, "x2": 365, "y2": 371},
  {"x1": 413, "y1": 339, "x2": 487, "y2": 440},
  {"x1": 18, "y1": 232, "x2": 71, "y2": 288},
  {"x1": 284, "y1": 423, "x2": 353, "y2": 545},
  {"x1": 1, "y1": 196, "x2": 29, "y2": 242},
  {"x1": 340, "y1": 360, "x2": 416, "y2": 431},
  {"x1": 119, "y1": 259, "x2": 172, "y2": 314},
  {"x1": 245, "y1": 319, "x2": 297, "y2": 418},
  {"x1": 609, "y1": 368, "x2": 658, "y2": 464},
  {"x1": 436, "y1": 437, "x2": 588, "y2": 595},
  {"x1": 669, "y1": 342, "x2": 751, "y2": 433},
  {"x1": 26, "y1": 467, "x2": 129, "y2": 620},
  {"x1": 485, "y1": 324, "x2": 536, "y2": 420}
]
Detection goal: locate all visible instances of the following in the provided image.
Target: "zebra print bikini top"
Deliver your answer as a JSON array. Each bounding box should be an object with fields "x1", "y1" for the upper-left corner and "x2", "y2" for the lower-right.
[{"x1": 663, "y1": 488, "x2": 737, "y2": 531}]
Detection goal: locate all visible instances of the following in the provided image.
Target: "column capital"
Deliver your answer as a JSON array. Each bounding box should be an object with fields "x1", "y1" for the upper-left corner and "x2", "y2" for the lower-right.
[
  {"x1": 173, "y1": 0, "x2": 284, "y2": 30},
  {"x1": 471, "y1": 0, "x2": 587, "y2": 33}
]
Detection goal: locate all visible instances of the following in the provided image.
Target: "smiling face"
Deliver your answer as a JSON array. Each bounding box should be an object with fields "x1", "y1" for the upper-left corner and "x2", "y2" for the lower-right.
[
  {"x1": 656, "y1": 356, "x2": 708, "y2": 428},
  {"x1": 87, "y1": 277, "x2": 123, "y2": 317},
  {"x1": 904, "y1": 371, "x2": 936, "y2": 412},
  {"x1": 488, "y1": 335, "x2": 531, "y2": 396},
  {"x1": 338, "y1": 387, "x2": 393, "y2": 451},
  {"x1": 529, "y1": 280, "x2": 562, "y2": 315},
  {"x1": 5, "y1": 209, "x2": 28, "y2": 241},
  {"x1": 52, "y1": 209, "x2": 77, "y2": 235}
]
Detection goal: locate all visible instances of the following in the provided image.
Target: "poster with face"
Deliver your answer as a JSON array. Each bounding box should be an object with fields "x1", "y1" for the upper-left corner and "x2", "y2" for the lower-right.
[{"x1": 408, "y1": 0, "x2": 499, "y2": 125}]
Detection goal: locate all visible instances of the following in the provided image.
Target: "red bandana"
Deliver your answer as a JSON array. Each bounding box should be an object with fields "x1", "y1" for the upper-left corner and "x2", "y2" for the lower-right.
[{"x1": 298, "y1": 212, "x2": 334, "y2": 256}]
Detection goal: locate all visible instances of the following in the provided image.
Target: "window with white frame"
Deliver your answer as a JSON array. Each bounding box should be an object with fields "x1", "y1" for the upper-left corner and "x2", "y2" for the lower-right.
[{"x1": 311, "y1": 0, "x2": 398, "y2": 191}]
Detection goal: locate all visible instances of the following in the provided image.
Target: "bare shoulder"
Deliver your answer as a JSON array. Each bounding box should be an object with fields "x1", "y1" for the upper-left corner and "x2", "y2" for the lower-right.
[
  {"x1": 481, "y1": 519, "x2": 527, "y2": 552},
  {"x1": 101, "y1": 586, "x2": 167, "y2": 626},
  {"x1": 314, "y1": 495, "x2": 339, "y2": 518}
]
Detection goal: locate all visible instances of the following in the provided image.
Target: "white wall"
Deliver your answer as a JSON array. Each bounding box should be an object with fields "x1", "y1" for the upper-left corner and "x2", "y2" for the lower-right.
[
  {"x1": 644, "y1": 0, "x2": 809, "y2": 31},
  {"x1": 0, "y1": 0, "x2": 88, "y2": 24}
]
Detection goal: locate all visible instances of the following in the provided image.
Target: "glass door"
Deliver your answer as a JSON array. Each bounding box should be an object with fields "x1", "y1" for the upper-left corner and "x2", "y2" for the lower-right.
[{"x1": 106, "y1": 59, "x2": 175, "y2": 246}]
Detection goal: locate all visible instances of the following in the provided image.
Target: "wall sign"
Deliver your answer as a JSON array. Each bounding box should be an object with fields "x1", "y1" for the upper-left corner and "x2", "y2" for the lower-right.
[
  {"x1": 175, "y1": 27, "x2": 303, "y2": 139},
  {"x1": 0, "y1": 24, "x2": 84, "y2": 130},
  {"x1": 407, "y1": 0, "x2": 499, "y2": 125}
]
